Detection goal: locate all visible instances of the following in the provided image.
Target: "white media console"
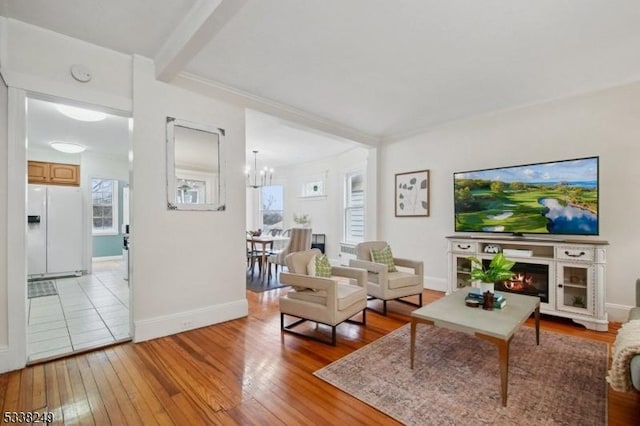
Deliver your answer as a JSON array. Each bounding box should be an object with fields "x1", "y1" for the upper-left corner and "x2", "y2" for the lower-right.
[{"x1": 447, "y1": 235, "x2": 608, "y2": 331}]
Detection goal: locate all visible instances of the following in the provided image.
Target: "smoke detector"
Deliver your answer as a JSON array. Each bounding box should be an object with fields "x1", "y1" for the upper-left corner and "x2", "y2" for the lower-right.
[{"x1": 70, "y1": 64, "x2": 92, "y2": 83}]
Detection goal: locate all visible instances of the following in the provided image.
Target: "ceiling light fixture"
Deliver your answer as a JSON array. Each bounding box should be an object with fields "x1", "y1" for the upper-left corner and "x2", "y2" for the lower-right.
[
  {"x1": 245, "y1": 150, "x2": 274, "y2": 189},
  {"x1": 56, "y1": 104, "x2": 106, "y2": 122},
  {"x1": 49, "y1": 141, "x2": 87, "y2": 154}
]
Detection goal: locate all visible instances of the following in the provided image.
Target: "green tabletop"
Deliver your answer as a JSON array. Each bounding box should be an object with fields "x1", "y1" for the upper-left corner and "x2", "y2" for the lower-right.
[{"x1": 411, "y1": 290, "x2": 539, "y2": 340}]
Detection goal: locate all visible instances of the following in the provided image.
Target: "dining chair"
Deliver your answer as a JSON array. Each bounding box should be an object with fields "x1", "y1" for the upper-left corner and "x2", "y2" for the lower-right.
[
  {"x1": 268, "y1": 227, "x2": 312, "y2": 280},
  {"x1": 269, "y1": 228, "x2": 283, "y2": 237},
  {"x1": 246, "y1": 236, "x2": 262, "y2": 277}
]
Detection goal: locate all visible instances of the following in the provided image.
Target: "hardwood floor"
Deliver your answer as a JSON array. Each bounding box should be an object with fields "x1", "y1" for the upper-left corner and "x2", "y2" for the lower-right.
[{"x1": 1, "y1": 288, "x2": 638, "y2": 425}]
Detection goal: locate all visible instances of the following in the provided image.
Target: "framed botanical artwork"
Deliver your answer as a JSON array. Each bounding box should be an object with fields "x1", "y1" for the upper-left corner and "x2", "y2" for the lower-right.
[
  {"x1": 300, "y1": 171, "x2": 328, "y2": 198},
  {"x1": 395, "y1": 170, "x2": 430, "y2": 217},
  {"x1": 302, "y1": 179, "x2": 325, "y2": 197}
]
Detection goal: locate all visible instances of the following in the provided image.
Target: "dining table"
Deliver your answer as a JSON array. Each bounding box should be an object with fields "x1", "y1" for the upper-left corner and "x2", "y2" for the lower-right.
[{"x1": 247, "y1": 235, "x2": 289, "y2": 278}]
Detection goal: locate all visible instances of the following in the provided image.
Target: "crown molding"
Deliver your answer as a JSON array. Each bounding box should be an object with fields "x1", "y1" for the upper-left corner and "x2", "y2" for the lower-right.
[{"x1": 172, "y1": 72, "x2": 380, "y2": 147}]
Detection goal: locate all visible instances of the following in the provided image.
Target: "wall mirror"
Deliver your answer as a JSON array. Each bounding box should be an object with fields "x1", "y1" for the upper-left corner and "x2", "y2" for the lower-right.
[{"x1": 166, "y1": 117, "x2": 225, "y2": 211}]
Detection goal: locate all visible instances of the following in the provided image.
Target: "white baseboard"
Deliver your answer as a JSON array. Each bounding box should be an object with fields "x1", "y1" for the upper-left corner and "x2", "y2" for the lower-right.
[
  {"x1": 424, "y1": 276, "x2": 447, "y2": 293},
  {"x1": 606, "y1": 302, "x2": 634, "y2": 323},
  {"x1": 0, "y1": 345, "x2": 23, "y2": 374},
  {"x1": 133, "y1": 299, "x2": 248, "y2": 342},
  {"x1": 0, "y1": 345, "x2": 10, "y2": 373},
  {"x1": 92, "y1": 255, "x2": 124, "y2": 262}
]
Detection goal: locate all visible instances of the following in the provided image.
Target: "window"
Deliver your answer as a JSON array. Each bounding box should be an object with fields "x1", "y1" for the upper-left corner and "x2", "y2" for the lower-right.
[
  {"x1": 92, "y1": 178, "x2": 119, "y2": 235},
  {"x1": 345, "y1": 172, "x2": 364, "y2": 243},
  {"x1": 176, "y1": 178, "x2": 206, "y2": 204},
  {"x1": 260, "y1": 184, "x2": 284, "y2": 233}
]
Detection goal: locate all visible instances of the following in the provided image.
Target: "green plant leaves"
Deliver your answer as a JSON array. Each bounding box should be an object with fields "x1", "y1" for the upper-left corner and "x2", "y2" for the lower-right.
[{"x1": 467, "y1": 253, "x2": 515, "y2": 283}]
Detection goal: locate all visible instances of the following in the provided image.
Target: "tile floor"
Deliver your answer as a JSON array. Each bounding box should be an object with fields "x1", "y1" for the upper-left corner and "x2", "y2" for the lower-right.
[{"x1": 27, "y1": 259, "x2": 131, "y2": 362}]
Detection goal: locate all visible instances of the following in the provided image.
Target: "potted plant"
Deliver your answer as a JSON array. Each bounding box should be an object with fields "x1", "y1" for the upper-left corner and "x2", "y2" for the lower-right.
[
  {"x1": 293, "y1": 213, "x2": 311, "y2": 227},
  {"x1": 572, "y1": 295, "x2": 586, "y2": 308},
  {"x1": 468, "y1": 252, "x2": 515, "y2": 293}
]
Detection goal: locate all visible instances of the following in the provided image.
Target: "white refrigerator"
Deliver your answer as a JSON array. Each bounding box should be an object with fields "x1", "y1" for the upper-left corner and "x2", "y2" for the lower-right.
[{"x1": 28, "y1": 184, "x2": 83, "y2": 277}]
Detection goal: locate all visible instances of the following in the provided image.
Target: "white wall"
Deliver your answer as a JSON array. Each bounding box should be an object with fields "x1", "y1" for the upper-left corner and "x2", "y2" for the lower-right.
[
  {"x1": 281, "y1": 160, "x2": 333, "y2": 242},
  {"x1": 27, "y1": 148, "x2": 81, "y2": 165},
  {"x1": 131, "y1": 56, "x2": 247, "y2": 341},
  {"x1": 80, "y1": 153, "x2": 129, "y2": 270},
  {"x1": 272, "y1": 147, "x2": 370, "y2": 260},
  {"x1": 0, "y1": 17, "x2": 133, "y2": 372},
  {"x1": 1, "y1": 18, "x2": 132, "y2": 112},
  {"x1": 0, "y1": 18, "x2": 248, "y2": 371},
  {"x1": 0, "y1": 72, "x2": 8, "y2": 349},
  {"x1": 380, "y1": 81, "x2": 640, "y2": 321}
]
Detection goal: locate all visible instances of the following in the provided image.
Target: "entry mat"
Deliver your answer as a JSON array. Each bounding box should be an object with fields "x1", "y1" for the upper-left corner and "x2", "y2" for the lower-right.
[{"x1": 28, "y1": 280, "x2": 58, "y2": 299}]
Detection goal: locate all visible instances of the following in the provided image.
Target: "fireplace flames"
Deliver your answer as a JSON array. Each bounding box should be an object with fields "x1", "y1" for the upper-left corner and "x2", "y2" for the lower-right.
[
  {"x1": 502, "y1": 273, "x2": 535, "y2": 291},
  {"x1": 493, "y1": 264, "x2": 549, "y2": 303}
]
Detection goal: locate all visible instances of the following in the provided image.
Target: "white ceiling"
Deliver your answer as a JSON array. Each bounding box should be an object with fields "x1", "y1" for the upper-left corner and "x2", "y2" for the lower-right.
[
  {"x1": 245, "y1": 109, "x2": 360, "y2": 169},
  {"x1": 27, "y1": 98, "x2": 130, "y2": 161},
  {"x1": 25, "y1": 97, "x2": 356, "y2": 167},
  {"x1": 1, "y1": 0, "x2": 197, "y2": 58},
  {"x1": 6, "y1": 0, "x2": 640, "y2": 145}
]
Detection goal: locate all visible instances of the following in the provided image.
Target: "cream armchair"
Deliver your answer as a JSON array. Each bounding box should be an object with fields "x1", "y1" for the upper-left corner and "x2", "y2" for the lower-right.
[
  {"x1": 349, "y1": 241, "x2": 423, "y2": 315},
  {"x1": 279, "y1": 249, "x2": 367, "y2": 345},
  {"x1": 268, "y1": 227, "x2": 312, "y2": 279}
]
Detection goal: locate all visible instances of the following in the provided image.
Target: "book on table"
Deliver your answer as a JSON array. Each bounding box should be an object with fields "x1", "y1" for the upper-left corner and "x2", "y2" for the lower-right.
[
  {"x1": 465, "y1": 296, "x2": 507, "y2": 309},
  {"x1": 467, "y1": 290, "x2": 505, "y2": 302},
  {"x1": 466, "y1": 291, "x2": 507, "y2": 309}
]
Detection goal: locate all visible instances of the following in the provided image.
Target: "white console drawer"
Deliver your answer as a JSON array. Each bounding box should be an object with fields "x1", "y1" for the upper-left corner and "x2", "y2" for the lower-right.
[
  {"x1": 556, "y1": 247, "x2": 595, "y2": 262},
  {"x1": 450, "y1": 241, "x2": 477, "y2": 253}
]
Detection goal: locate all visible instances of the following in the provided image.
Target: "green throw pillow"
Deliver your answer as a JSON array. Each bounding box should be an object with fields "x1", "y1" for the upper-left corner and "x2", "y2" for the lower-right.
[
  {"x1": 370, "y1": 246, "x2": 397, "y2": 272},
  {"x1": 315, "y1": 254, "x2": 332, "y2": 278}
]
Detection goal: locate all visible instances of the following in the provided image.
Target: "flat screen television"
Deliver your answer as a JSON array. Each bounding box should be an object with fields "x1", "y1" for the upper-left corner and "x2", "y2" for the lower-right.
[{"x1": 454, "y1": 156, "x2": 599, "y2": 236}]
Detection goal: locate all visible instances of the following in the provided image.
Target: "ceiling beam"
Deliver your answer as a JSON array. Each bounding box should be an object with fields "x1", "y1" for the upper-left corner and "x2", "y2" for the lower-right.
[
  {"x1": 173, "y1": 73, "x2": 381, "y2": 147},
  {"x1": 154, "y1": 0, "x2": 248, "y2": 82}
]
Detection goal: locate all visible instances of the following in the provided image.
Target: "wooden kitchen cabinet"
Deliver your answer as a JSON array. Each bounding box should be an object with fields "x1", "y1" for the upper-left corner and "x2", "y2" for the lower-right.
[
  {"x1": 28, "y1": 161, "x2": 80, "y2": 186},
  {"x1": 27, "y1": 161, "x2": 50, "y2": 183}
]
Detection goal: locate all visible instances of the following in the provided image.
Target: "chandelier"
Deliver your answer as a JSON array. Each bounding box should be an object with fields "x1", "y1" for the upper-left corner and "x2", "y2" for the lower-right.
[{"x1": 245, "y1": 150, "x2": 274, "y2": 188}]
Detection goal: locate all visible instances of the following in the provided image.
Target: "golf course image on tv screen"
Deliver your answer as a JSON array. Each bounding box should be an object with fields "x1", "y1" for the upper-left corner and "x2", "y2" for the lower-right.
[{"x1": 454, "y1": 157, "x2": 598, "y2": 235}]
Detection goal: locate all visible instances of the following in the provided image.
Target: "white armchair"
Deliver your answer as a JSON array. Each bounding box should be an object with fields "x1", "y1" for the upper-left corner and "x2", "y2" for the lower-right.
[
  {"x1": 279, "y1": 249, "x2": 367, "y2": 345},
  {"x1": 268, "y1": 227, "x2": 312, "y2": 279},
  {"x1": 349, "y1": 241, "x2": 424, "y2": 315}
]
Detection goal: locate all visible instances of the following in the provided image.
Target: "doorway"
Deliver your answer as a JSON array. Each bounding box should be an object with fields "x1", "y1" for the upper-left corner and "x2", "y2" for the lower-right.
[{"x1": 25, "y1": 96, "x2": 132, "y2": 363}]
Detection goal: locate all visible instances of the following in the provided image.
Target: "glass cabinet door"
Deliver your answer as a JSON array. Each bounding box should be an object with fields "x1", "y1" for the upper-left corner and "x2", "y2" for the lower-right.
[
  {"x1": 557, "y1": 263, "x2": 592, "y2": 314},
  {"x1": 454, "y1": 255, "x2": 473, "y2": 289}
]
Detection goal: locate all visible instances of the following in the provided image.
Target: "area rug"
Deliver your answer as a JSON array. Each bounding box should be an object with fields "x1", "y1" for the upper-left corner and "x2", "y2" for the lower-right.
[
  {"x1": 246, "y1": 275, "x2": 289, "y2": 293},
  {"x1": 314, "y1": 324, "x2": 607, "y2": 425},
  {"x1": 27, "y1": 280, "x2": 58, "y2": 298},
  {"x1": 246, "y1": 282, "x2": 288, "y2": 293}
]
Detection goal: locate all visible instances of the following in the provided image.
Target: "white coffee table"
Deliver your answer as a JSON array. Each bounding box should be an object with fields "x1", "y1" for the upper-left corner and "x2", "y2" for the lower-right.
[{"x1": 410, "y1": 290, "x2": 540, "y2": 406}]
